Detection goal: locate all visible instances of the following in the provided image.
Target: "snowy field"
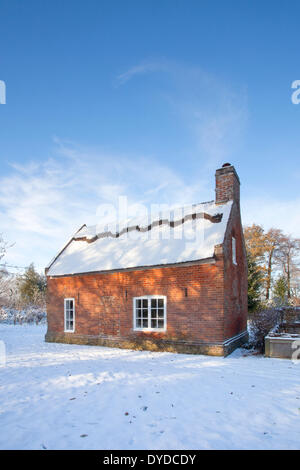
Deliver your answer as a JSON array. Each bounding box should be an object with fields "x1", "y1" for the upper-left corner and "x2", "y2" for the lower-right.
[{"x1": 0, "y1": 324, "x2": 300, "y2": 450}]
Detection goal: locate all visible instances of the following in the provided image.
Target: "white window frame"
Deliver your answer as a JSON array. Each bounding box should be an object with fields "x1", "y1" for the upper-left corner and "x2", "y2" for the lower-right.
[
  {"x1": 232, "y1": 236, "x2": 237, "y2": 265},
  {"x1": 64, "y1": 298, "x2": 75, "y2": 333},
  {"x1": 133, "y1": 295, "x2": 167, "y2": 332}
]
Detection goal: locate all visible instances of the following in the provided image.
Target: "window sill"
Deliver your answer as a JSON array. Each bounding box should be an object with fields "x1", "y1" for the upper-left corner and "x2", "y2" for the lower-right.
[{"x1": 133, "y1": 328, "x2": 166, "y2": 333}]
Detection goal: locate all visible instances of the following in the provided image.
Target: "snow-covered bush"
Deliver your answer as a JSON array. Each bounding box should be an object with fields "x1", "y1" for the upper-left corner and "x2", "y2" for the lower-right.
[{"x1": 0, "y1": 306, "x2": 47, "y2": 325}]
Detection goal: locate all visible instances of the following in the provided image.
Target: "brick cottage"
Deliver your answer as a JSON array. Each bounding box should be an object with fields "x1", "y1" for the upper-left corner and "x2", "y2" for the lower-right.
[{"x1": 45, "y1": 164, "x2": 248, "y2": 356}]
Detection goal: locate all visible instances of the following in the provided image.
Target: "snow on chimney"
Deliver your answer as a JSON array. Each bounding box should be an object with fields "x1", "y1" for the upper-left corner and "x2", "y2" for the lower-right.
[{"x1": 215, "y1": 163, "x2": 240, "y2": 205}]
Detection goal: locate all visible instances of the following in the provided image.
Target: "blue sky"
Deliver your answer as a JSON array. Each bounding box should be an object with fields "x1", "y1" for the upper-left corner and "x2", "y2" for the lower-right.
[{"x1": 0, "y1": 0, "x2": 300, "y2": 272}]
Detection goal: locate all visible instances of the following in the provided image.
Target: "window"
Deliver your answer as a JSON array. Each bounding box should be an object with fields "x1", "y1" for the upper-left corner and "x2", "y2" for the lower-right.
[
  {"x1": 232, "y1": 237, "x2": 237, "y2": 265},
  {"x1": 133, "y1": 296, "x2": 166, "y2": 331},
  {"x1": 64, "y1": 298, "x2": 75, "y2": 332}
]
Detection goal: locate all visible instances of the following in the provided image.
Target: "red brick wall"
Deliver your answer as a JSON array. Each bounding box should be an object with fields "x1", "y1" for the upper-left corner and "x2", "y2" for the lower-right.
[
  {"x1": 214, "y1": 164, "x2": 248, "y2": 341},
  {"x1": 222, "y1": 201, "x2": 248, "y2": 340},
  {"x1": 215, "y1": 165, "x2": 240, "y2": 204},
  {"x1": 46, "y1": 257, "x2": 226, "y2": 345}
]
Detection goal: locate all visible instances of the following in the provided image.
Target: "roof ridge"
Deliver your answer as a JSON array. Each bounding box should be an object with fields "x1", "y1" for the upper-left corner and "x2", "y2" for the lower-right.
[
  {"x1": 76, "y1": 200, "x2": 220, "y2": 236},
  {"x1": 74, "y1": 210, "x2": 223, "y2": 244}
]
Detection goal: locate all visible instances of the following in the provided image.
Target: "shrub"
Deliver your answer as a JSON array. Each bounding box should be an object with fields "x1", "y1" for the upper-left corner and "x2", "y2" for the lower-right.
[
  {"x1": 250, "y1": 307, "x2": 281, "y2": 352},
  {"x1": 281, "y1": 306, "x2": 300, "y2": 324}
]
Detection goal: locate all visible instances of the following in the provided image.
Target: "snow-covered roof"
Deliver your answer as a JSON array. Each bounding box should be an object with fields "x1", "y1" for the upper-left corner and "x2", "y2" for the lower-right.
[{"x1": 47, "y1": 200, "x2": 233, "y2": 276}]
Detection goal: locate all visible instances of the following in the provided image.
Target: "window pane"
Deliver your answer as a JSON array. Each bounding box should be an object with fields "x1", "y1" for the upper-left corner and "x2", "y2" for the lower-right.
[
  {"x1": 136, "y1": 319, "x2": 141, "y2": 328},
  {"x1": 151, "y1": 309, "x2": 157, "y2": 319},
  {"x1": 65, "y1": 299, "x2": 75, "y2": 332},
  {"x1": 136, "y1": 309, "x2": 141, "y2": 319},
  {"x1": 157, "y1": 309, "x2": 164, "y2": 318},
  {"x1": 142, "y1": 299, "x2": 148, "y2": 308},
  {"x1": 151, "y1": 298, "x2": 157, "y2": 308},
  {"x1": 158, "y1": 299, "x2": 164, "y2": 308},
  {"x1": 142, "y1": 318, "x2": 148, "y2": 328},
  {"x1": 136, "y1": 299, "x2": 141, "y2": 308},
  {"x1": 158, "y1": 320, "x2": 164, "y2": 329},
  {"x1": 232, "y1": 237, "x2": 237, "y2": 264},
  {"x1": 142, "y1": 308, "x2": 148, "y2": 318},
  {"x1": 151, "y1": 319, "x2": 157, "y2": 328}
]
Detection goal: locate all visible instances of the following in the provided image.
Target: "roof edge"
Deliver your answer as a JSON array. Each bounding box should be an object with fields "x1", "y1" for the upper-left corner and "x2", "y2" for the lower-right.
[
  {"x1": 47, "y1": 256, "x2": 217, "y2": 278},
  {"x1": 45, "y1": 224, "x2": 87, "y2": 274}
]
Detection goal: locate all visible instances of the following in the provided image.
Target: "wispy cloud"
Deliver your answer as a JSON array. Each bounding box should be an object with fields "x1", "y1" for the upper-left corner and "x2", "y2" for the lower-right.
[
  {"x1": 115, "y1": 59, "x2": 248, "y2": 168},
  {"x1": 115, "y1": 60, "x2": 167, "y2": 86},
  {"x1": 0, "y1": 140, "x2": 207, "y2": 271}
]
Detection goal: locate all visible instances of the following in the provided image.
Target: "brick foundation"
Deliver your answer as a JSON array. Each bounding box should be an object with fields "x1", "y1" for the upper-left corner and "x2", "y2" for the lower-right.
[{"x1": 45, "y1": 330, "x2": 248, "y2": 356}]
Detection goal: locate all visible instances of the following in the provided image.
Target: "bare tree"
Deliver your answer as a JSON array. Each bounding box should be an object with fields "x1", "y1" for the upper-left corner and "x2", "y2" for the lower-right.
[
  {"x1": 0, "y1": 234, "x2": 8, "y2": 264},
  {"x1": 0, "y1": 234, "x2": 17, "y2": 307},
  {"x1": 244, "y1": 224, "x2": 266, "y2": 262},
  {"x1": 264, "y1": 228, "x2": 283, "y2": 300},
  {"x1": 275, "y1": 235, "x2": 300, "y2": 299},
  {"x1": 290, "y1": 265, "x2": 300, "y2": 300},
  {"x1": 244, "y1": 224, "x2": 283, "y2": 300},
  {"x1": 0, "y1": 270, "x2": 10, "y2": 304},
  {"x1": 0, "y1": 235, "x2": 9, "y2": 303}
]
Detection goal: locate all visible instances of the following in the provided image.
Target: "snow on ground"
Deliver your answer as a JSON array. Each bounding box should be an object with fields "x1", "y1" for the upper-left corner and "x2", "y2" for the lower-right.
[{"x1": 0, "y1": 324, "x2": 300, "y2": 450}]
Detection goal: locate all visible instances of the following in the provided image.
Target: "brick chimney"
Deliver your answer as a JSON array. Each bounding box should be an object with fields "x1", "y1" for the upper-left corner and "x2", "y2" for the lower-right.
[{"x1": 215, "y1": 163, "x2": 240, "y2": 205}]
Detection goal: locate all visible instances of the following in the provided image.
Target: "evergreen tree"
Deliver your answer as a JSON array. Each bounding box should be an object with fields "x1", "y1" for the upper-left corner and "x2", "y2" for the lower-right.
[
  {"x1": 272, "y1": 275, "x2": 288, "y2": 305},
  {"x1": 17, "y1": 263, "x2": 46, "y2": 306},
  {"x1": 247, "y1": 253, "x2": 263, "y2": 312}
]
